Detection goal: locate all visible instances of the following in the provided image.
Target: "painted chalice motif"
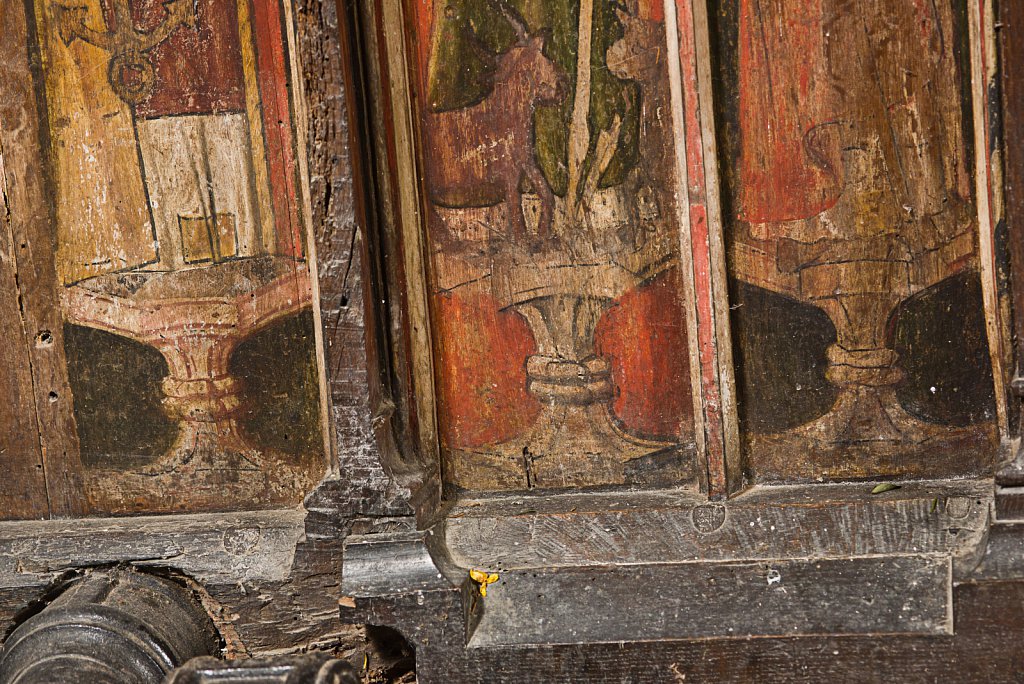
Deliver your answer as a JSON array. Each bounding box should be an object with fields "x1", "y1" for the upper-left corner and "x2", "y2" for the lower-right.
[
  {"x1": 427, "y1": 0, "x2": 694, "y2": 491},
  {"x1": 41, "y1": 0, "x2": 319, "y2": 510},
  {"x1": 729, "y1": 0, "x2": 996, "y2": 479},
  {"x1": 63, "y1": 258, "x2": 312, "y2": 478}
]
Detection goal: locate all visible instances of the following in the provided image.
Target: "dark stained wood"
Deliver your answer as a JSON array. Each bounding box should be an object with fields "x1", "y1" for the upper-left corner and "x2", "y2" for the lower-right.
[
  {"x1": 1001, "y1": 0, "x2": 1024, "y2": 438},
  {"x1": 328, "y1": 0, "x2": 439, "y2": 503},
  {"x1": 0, "y1": 2, "x2": 397, "y2": 661},
  {"x1": 0, "y1": 510, "x2": 304, "y2": 584},
  {"x1": 7, "y1": 3, "x2": 1024, "y2": 684},
  {"x1": 0, "y1": 510, "x2": 352, "y2": 658},
  {"x1": 0, "y1": 0, "x2": 85, "y2": 518},
  {"x1": 995, "y1": 485, "x2": 1024, "y2": 521},
  {"x1": 341, "y1": 527, "x2": 1024, "y2": 683},
  {"x1": 166, "y1": 653, "x2": 359, "y2": 682},
  {"x1": 0, "y1": 568, "x2": 219, "y2": 682},
  {"x1": 432, "y1": 581, "x2": 1024, "y2": 683},
  {"x1": 202, "y1": 539, "x2": 349, "y2": 654},
  {"x1": 971, "y1": 0, "x2": 1015, "y2": 440},
  {"x1": 472, "y1": 555, "x2": 952, "y2": 645},
  {"x1": 300, "y1": 0, "x2": 413, "y2": 528},
  {"x1": 969, "y1": 521, "x2": 1024, "y2": 581},
  {"x1": 443, "y1": 480, "x2": 991, "y2": 574}
]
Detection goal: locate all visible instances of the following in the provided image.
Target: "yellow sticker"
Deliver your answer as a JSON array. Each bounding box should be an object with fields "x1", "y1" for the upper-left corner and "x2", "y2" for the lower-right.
[{"x1": 469, "y1": 569, "x2": 499, "y2": 597}]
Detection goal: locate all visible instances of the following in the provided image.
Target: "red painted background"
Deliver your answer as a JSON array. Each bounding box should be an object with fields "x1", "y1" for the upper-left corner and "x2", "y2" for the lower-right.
[
  {"x1": 129, "y1": 0, "x2": 304, "y2": 258},
  {"x1": 418, "y1": 0, "x2": 695, "y2": 449},
  {"x1": 736, "y1": 0, "x2": 838, "y2": 223},
  {"x1": 130, "y1": 0, "x2": 246, "y2": 118},
  {"x1": 436, "y1": 269, "x2": 693, "y2": 449}
]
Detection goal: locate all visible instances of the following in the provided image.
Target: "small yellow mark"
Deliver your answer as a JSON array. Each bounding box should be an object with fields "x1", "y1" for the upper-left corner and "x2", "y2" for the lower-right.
[
  {"x1": 871, "y1": 482, "x2": 901, "y2": 494},
  {"x1": 469, "y1": 569, "x2": 499, "y2": 597}
]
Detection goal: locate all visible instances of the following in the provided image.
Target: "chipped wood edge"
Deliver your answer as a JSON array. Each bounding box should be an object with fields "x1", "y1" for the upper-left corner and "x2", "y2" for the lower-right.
[
  {"x1": 0, "y1": 508, "x2": 307, "y2": 586},
  {"x1": 282, "y1": 0, "x2": 337, "y2": 474},
  {"x1": 971, "y1": 0, "x2": 1012, "y2": 440},
  {"x1": 336, "y1": 0, "x2": 410, "y2": 485}
]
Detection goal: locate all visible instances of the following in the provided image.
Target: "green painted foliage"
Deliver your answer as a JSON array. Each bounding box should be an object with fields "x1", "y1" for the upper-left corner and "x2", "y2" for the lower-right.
[{"x1": 426, "y1": 0, "x2": 640, "y2": 196}]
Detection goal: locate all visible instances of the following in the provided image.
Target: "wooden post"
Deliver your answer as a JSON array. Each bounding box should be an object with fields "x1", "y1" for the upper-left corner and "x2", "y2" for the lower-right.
[{"x1": 0, "y1": 0, "x2": 85, "y2": 518}]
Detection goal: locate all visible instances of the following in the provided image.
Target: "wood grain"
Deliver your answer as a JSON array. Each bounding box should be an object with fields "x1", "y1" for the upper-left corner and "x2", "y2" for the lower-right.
[
  {"x1": 0, "y1": 509, "x2": 354, "y2": 658},
  {"x1": 380, "y1": 0, "x2": 709, "y2": 497},
  {"x1": 470, "y1": 555, "x2": 951, "y2": 645},
  {"x1": 0, "y1": 4, "x2": 50, "y2": 517},
  {"x1": 444, "y1": 479, "x2": 992, "y2": 574},
  {"x1": 970, "y1": 0, "x2": 1012, "y2": 438},
  {"x1": 670, "y1": 0, "x2": 740, "y2": 496},
  {"x1": 717, "y1": 0, "x2": 1000, "y2": 483},
  {"x1": 0, "y1": 510, "x2": 305, "y2": 586},
  {"x1": 0, "y1": 143, "x2": 49, "y2": 520},
  {"x1": 0, "y1": 0, "x2": 85, "y2": 518},
  {"x1": 424, "y1": 582, "x2": 1024, "y2": 683},
  {"x1": 12, "y1": 0, "x2": 329, "y2": 515},
  {"x1": 343, "y1": 523, "x2": 1024, "y2": 683},
  {"x1": 999, "y1": 0, "x2": 1024, "y2": 441},
  {"x1": 0, "y1": 5, "x2": 399, "y2": 660}
]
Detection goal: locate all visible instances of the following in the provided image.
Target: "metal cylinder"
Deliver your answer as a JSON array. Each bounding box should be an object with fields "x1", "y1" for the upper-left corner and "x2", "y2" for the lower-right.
[
  {"x1": 0, "y1": 569, "x2": 219, "y2": 684},
  {"x1": 166, "y1": 654, "x2": 360, "y2": 683}
]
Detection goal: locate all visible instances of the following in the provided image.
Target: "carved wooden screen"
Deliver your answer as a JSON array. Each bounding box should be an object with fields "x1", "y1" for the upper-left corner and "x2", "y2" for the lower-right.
[
  {"x1": 335, "y1": 0, "x2": 1022, "y2": 657},
  {"x1": 361, "y1": 0, "x2": 1013, "y2": 509},
  {"x1": 364, "y1": 0, "x2": 740, "y2": 500}
]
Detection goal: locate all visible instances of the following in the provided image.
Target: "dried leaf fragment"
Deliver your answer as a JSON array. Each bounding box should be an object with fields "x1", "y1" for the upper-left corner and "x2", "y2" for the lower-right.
[
  {"x1": 871, "y1": 482, "x2": 902, "y2": 494},
  {"x1": 469, "y1": 569, "x2": 499, "y2": 597}
]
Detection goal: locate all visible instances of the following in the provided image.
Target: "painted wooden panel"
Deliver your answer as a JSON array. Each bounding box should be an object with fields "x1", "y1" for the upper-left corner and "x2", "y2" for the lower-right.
[
  {"x1": 711, "y1": 0, "x2": 1000, "y2": 482},
  {"x1": 0, "y1": 0, "x2": 329, "y2": 516},
  {"x1": 403, "y1": 0, "x2": 709, "y2": 493}
]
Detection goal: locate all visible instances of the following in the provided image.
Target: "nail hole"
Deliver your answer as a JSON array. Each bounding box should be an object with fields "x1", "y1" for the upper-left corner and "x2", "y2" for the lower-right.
[
  {"x1": 47, "y1": 391, "x2": 58, "y2": 402},
  {"x1": 36, "y1": 330, "x2": 53, "y2": 347}
]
